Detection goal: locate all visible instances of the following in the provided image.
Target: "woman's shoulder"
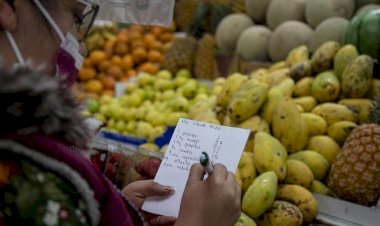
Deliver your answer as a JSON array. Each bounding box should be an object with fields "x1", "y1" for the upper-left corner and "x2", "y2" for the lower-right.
[{"x1": 0, "y1": 140, "x2": 100, "y2": 226}]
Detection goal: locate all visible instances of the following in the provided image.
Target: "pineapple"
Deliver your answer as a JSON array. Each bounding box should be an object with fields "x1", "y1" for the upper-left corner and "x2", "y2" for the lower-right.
[
  {"x1": 162, "y1": 36, "x2": 198, "y2": 75},
  {"x1": 328, "y1": 95, "x2": 380, "y2": 206},
  {"x1": 194, "y1": 33, "x2": 219, "y2": 80},
  {"x1": 174, "y1": 0, "x2": 200, "y2": 32}
]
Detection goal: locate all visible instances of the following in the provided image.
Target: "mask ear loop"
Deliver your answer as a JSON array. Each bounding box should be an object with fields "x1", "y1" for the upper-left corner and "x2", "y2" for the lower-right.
[
  {"x1": 5, "y1": 31, "x2": 25, "y2": 65},
  {"x1": 32, "y1": 0, "x2": 65, "y2": 42}
]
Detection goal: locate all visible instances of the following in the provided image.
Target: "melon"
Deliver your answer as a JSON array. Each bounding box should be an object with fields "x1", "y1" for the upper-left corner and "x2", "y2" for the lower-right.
[
  {"x1": 308, "y1": 17, "x2": 349, "y2": 53},
  {"x1": 245, "y1": 0, "x2": 272, "y2": 23},
  {"x1": 344, "y1": 8, "x2": 380, "y2": 61},
  {"x1": 236, "y1": 25, "x2": 272, "y2": 61},
  {"x1": 355, "y1": 4, "x2": 380, "y2": 16},
  {"x1": 215, "y1": 13, "x2": 254, "y2": 54},
  {"x1": 268, "y1": 21, "x2": 313, "y2": 62},
  {"x1": 355, "y1": 0, "x2": 380, "y2": 9},
  {"x1": 305, "y1": 0, "x2": 355, "y2": 28},
  {"x1": 266, "y1": 0, "x2": 307, "y2": 29}
]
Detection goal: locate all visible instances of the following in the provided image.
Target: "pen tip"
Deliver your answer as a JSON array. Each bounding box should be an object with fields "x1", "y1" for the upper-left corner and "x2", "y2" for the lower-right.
[{"x1": 200, "y1": 152, "x2": 209, "y2": 165}]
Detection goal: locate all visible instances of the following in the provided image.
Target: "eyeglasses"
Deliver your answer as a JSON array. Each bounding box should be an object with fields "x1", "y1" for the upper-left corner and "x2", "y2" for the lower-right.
[{"x1": 75, "y1": 0, "x2": 99, "y2": 41}]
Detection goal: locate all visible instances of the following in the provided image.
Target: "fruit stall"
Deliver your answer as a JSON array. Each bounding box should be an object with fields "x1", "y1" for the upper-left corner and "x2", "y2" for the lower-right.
[{"x1": 77, "y1": 0, "x2": 380, "y2": 225}]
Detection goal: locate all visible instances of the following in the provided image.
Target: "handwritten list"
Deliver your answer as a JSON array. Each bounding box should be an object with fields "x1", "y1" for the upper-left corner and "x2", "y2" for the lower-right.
[{"x1": 142, "y1": 118, "x2": 250, "y2": 217}]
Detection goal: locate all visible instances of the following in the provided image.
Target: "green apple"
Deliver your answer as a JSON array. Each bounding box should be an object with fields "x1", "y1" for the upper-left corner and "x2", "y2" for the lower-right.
[
  {"x1": 99, "y1": 105, "x2": 108, "y2": 116},
  {"x1": 86, "y1": 99, "x2": 100, "y2": 113},
  {"x1": 214, "y1": 77, "x2": 226, "y2": 86},
  {"x1": 123, "y1": 107, "x2": 137, "y2": 121},
  {"x1": 176, "y1": 68, "x2": 192, "y2": 78},
  {"x1": 182, "y1": 79, "x2": 198, "y2": 99},
  {"x1": 165, "y1": 112, "x2": 188, "y2": 126},
  {"x1": 135, "y1": 121, "x2": 153, "y2": 138},
  {"x1": 157, "y1": 69, "x2": 173, "y2": 80},
  {"x1": 174, "y1": 76, "x2": 189, "y2": 87},
  {"x1": 125, "y1": 82, "x2": 139, "y2": 94},
  {"x1": 154, "y1": 79, "x2": 175, "y2": 92},
  {"x1": 212, "y1": 85, "x2": 223, "y2": 96},
  {"x1": 99, "y1": 95, "x2": 114, "y2": 105},
  {"x1": 197, "y1": 83, "x2": 211, "y2": 94},
  {"x1": 172, "y1": 96, "x2": 190, "y2": 112},
  {"x1": 94, "y1": 113, "x2": 106, "y2": 122},
  {"x1": 135, "y1": 107, "x2": 148, "y2": 121},
  {"x1": 194, "y1": 93, "x2": 209, "y2": 102},
  {"x1": 82, "y1": 110, "x2": 91, "y2": 117},
  {"x1": 162, "y1": 90, "x2": 175, "y2": 101},
  {"x1": 137, "y1": 72, "x2": 154, "y2": 87},
  {"x1": 148, "y1": 126, "x2": 166, "y2": 142},
  {"x1": 125, "y1": 93, "x2": 143, "y2": 107},
  {"x1": 126, "y1": 120, "x2": 137, "y2": 133},
  {"x1": 115, "y1": 120, "x2": 126, "y2": 132},
  {"x1": 107, "y1": 118, "x2": 116, "y2": 129}
]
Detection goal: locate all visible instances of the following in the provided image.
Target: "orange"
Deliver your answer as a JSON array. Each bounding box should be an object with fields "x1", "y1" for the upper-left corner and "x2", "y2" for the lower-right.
[
  {"x1": 138, "y1": 62, "x2": 159, "y2": 74},
  {"x1": 144, "y1": 33, "x2": 156, "y2": 47},
  {"x1": 160, "y1": 32, "x2": 174, "y2": 43},
  {"x1": 98, "y1": 60, "x2": 111, "y2": 72},
  {"x1": 102, "y1": 89, "x2": 114, "y2": 97},
  {"x1": 130, "y1": 24, "x2": 144, "y2": 33},
  {"x1": 147, "y1": 50, "x2": 163, "y2": 63},
  {"x1": 101, "y1": 76, "x2": 116, "y2": 89},
  {"x1": 129, "y1": 30, "x2": 143, "y2": 43},
  {"x1": 89, "y1": 50, "x2": 107, "y2": 65},
  {"x1": 130, "y1": 40, "x2": 145, "y2": 50},
  {"x1": 82, "y1": 58, "x2": 92, "y2": 67},
  {"x1": 103, "y1": 40, "x2": 115, "y2": 57},
  {"x1": 149, "y1": 41, "x2": 163, "y2": 52},
  {"x1": 107, "y1": 65, "x2": 123, "y2": 79},
  {"x1": 121, "y1": 55, "x2": 134, "y2": 70},
  {"x1": 114, "y1": 41, "x2": 129, "y2": 56},
  {"x1": 85, "y1": 79, "x2": 103, "y2": 93},
  {"x1": 78, "y1": 67, "x2": 96, "y2": 81},
  {"x1": 132, "y1": 47, "x2": 147, "y2": 64},
  {"x1": 151, "y1": 27, "x2": 162, "y2": 38},
  {"x1": 127, "y1": 69, "x2": 137, "y2": 77},
  {"x1": 116, "y1": 31, "x2": 129, "y2": 43},
  {"x1": 110, "y1": 55, "x2": 123, "y2": 67}
]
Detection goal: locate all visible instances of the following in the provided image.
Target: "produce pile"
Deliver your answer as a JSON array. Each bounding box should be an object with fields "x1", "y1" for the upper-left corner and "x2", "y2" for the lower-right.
[
  {"x1": 76, "y1": 24, "x2": 175, "y2": 100},
  {"x1": 183, "y1": 41, "x2": 379, "y2": 225}
]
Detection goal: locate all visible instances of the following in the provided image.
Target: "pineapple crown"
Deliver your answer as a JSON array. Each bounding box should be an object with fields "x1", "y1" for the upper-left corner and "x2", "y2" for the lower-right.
[{"x1": 369, "y1": 93, "x2": 380, "y2": 124}]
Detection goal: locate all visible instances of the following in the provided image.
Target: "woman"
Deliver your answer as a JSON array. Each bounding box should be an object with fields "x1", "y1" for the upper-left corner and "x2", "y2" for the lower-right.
[{"x1": 0, "y1": 0, "x2": 241, "y2": 225}]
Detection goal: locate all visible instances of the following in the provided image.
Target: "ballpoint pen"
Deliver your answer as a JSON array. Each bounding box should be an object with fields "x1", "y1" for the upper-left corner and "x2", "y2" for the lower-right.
[{"x1": 200, "y1": 151, "x2": 214, "y2": 174}]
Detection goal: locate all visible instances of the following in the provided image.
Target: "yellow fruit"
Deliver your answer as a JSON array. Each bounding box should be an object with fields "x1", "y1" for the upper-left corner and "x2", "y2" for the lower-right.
[
  {"x1": 284, "y1": 159, "x2": 314, "y2": 188},
  {"x1": 286, "y1": 45, "x2": 309, "y2": 67},
  {"x1": 288, "y1": 150, "x2": 330, "y2": 180},
  {"x1": 272, "y1": 78, "x2": 295, "y2": 97},
  {"x1": 333, "y1": 44, "x2": 359, "y2": 79},
  {"x1": 254, "y1": 132, "x2": 288, "y2": 181},
  {"x1": 290, "y1": 60, "x2": 312, "y2": 81},
  {"x1": 267, "y1": 68, "x2": 290, "y2": 86},
  {"x1": 307, "y1": 135, "x2": 340, "y2": 164},
  {"x1": 311, "y1": 103, "x2": 359, "y2": 125},
  {"x1": 311, "y1": 41, "x2": 340, "y2": 73},
  {"x1": 234, "y1": 212, "x2": 257, "y2": 226},
  {"x1": 301, "y1": 113, "x2": 327, "y2": 136},
  {"x1": 338, "y1": 98, "x2": 375, "y2": 124},
  {"x1": 256, "y1": 201, "x2": 303, "y2": 226},
  {"x1": 237, "y1": 152, "x2": 257, "y2": 193},
  {"x1": 268, "y1": 61, "x2": 287, "y2": 72},
  {"x1": 78, "y1": 67, "x2": 96, "y2": 81},
  {"x1": 328, "y1": 121, "x2": 358, "y2": 146},
  {"x1": 237, "y1": 115, "x2": 270, "y2": 133},
  {"x1": 261, "y1": 87, "x2": 284, "y2": 125},
  {"x1": 85, "y1": 79, "x2": 103, "y2": 93},
  {"x1": 276, "y1": 184, "x2": 319, "y2": 223},
  {"x1": 294, "y1": 77, "x2": 315, "y2": 97},
  {"x1": 294, "y1": 96, "x2": 317, "y2": 112},
  {"x1": 309, "y1": 180, "x2": 331, "y2": 196},
  {"x1": 242, "y1": 171, "x2": 278, "y2": 218},
  {"x1": 250, "y1": 69, "x2": 269, "y2": 84},
  {"x1": 217, "y1": 73, "x2": 248, "y2": 108},
  {"x1": 272, "y1": 97, "x2": 309, "y2": 153}
]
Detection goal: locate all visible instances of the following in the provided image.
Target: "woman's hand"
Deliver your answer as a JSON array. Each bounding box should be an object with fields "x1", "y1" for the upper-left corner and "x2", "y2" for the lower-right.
[
  {"x1": 175, "y1": 163, "x2": 241, "y2": 226},
  {"x1": 122, "y1": 179, "x2": 176, "y2": 225}
]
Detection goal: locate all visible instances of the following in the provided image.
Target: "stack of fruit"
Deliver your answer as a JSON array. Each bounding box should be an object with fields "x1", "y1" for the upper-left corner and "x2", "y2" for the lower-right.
[
  {"x1": 176, "y1": 41, "x2": 379, "y2": 225},
  {"x1": 85, "y1": 69, "x2": 217, "y2": 143},
  {"x1": 76, "y1": 24, "x2": 175, "y2": 99}
]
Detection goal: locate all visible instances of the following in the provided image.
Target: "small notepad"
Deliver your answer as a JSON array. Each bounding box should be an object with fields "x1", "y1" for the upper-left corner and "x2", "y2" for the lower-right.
[{"x1": 141, "y1": 118, "x2": 250, "y2": 217}]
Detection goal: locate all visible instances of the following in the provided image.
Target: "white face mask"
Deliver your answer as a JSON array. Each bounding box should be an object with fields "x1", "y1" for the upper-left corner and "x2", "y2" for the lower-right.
[{"x1": 6, "y1": 0, "x2": 84, "y2": 86}]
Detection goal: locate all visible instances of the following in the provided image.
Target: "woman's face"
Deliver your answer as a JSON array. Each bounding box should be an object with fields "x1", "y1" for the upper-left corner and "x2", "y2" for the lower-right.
[{"x1": 1, "y1": 0, "x2": 89, "y2": 75}]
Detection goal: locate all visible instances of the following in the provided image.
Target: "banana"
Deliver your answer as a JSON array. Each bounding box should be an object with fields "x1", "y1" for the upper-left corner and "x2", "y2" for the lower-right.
[
  {"x1": 237, "y1": 152, "x2": 257, "y2": 194},
  {"x1": 301, "y1": 113, "x2": 327, "y2": 136},
  {"x1": 284, "y1": 159, "x2": 314, "y2": 188},
  {"x1": 288, "y1": 150, "x2": 330, "y2": 180},
  {"x1": 311, "y1": 103, "x2": 359, "y2": 125},
  {"x1": 294, "y1": 96, "x2": 317, "y2": 112},
  {"x1": 309, "y1": 180, "x2": 332, "y2": 196},
  {"x1": 307, "y1": 135, "x2": 340, "y2": 164},
  {"x1": 293, "y1": 77, "x2": 315, "y2": 97},
  {"x1": 234, "y1": 212, "x2": 257, "y2": 226},
  {"x1": 311, "y1": 41, "x2": 340, "y2": 73},
  {"x1": 341, "y1": 55, "x2": 374, "y2": 98},
  {"x1": 338, "y1": 98, "x2": 374, "y2": 123},
  {"x1": 254, "y1": 132, "x2": 288, "y2": 181},
  {"x1": 276, "y1": 184, "x2": 319, "y2": 223},
  {"x1": 327, "y1": 121, "x2": 358, "y2": 145},
  {"x1": 334, "y1": 44, "x2": 359, "y2": 79},
  {"x1": 250, "y1": 69, "x2": 270, "y2": 84},
  {"x1": 272, "y1": 78, "x2": 295, "y2": 97},
  {"x1": 256, "y1": 201, "x2": 303, "y2": 226},
  {"x1": 242, "y1": 171, "x2": 278, "y2": 218},
  {"x1": 260, "y1": 87, "x2": 284, "y2": 125},
  {"x1": 267, "y1": 68, "x2": 290, "y2": 86},
  {"x1": 290, "y1": 60, "x2": 312, "y2": 81},
  {"x1": 217, "y1": 73, "x2": 248, "y2": 108},
  {"x1": 286, "y1": 45, "x2": 309, "y2": 67},
  {"x1": 228, "y1": 79, "x2": 269, "y2": 122},
  {"x1": 272, "y1": 97, "x2": 309, "y2": 153},
  {"x1": 268, "y1": 61, "x2": 287, "y2": 72}
]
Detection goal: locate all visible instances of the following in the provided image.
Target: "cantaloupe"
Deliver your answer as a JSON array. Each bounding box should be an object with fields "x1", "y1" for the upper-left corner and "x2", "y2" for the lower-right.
[
  {"x1": 268, "y1": 21, "x2": 313, "y2": 62},
  {"x1": 305, "y1": 0, "x2": 355, "y2": 28},
  {"x1": 355, "y1": 4, "x2": 380, "y2": 16},
  {"x1": 308, "y1": 17, "x2": 349, "y2": 53},
  {"x1": 236, "y1": 25, "x2": 272, "y2": 61},
  {"x1": 355, "y1": 0, "x2": 380, "y2": 9},
  {"x1": 266, "y1": 0, "x2": 307, "y2": 29},
  {"x1": 245, "y1": 0, "x2": 272, "y2": 23},
  {"x1": 215, "y1": 13, "x2": 254, "y2": 54}
]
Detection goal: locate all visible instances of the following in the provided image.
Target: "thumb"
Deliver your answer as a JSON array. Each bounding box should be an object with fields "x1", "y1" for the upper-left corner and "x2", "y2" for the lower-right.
[
  {"x1": 142, "y1": 180, "x2": 174, "y2": 197},
  {"x1": 187, "y1": 163, "x2": 205, "y2": 184}
]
